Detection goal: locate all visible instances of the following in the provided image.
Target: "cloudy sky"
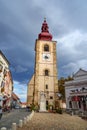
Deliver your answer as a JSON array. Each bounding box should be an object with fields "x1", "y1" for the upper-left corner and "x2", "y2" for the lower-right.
[{"x1": 0, "y1": 0, "x2": 87, "y2": 102}]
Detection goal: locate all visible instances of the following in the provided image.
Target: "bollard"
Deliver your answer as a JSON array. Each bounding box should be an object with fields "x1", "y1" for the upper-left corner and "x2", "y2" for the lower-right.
[
  {"x1": 26, "y1": 116, "x2": 28, "y2": 122},
  {"x1": 19, "y1": 120, "x2": 23, "y2": 127},
  {"x1": 12, "y1": 123, "x2": 17, "y2": 130},
  {"x1": 29, "y1": 115, "x2": 32, "y2": 120},
  {"x1": 27, "y1": 116, "x2": 30, "y2": 121},
  {"x1": 24, "y1": 117, "x2": 27, "y2": 125},
  {"x1": 71, "y1": 111, "x2": 73, "y2": 116},
  {"x1": 1, "y1": 127, "x2": 7, "y2": 130},
  {"x1": 82, "y1": 112, "x2": 83, "y2": 116}
]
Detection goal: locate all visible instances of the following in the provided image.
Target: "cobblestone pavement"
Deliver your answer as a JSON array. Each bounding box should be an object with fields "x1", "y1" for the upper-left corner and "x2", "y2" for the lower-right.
[
  {"x1": 0, "y1": 109, "x2": 31, "y2": 130},
  {"x1": 17, "y1": 112, "x2": 87, "y2": 130}
]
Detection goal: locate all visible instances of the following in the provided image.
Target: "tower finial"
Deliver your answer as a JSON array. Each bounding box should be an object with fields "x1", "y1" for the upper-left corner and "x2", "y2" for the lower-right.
[{"x1": 44, "y1": 17, "x2": 46, "y2": 22}]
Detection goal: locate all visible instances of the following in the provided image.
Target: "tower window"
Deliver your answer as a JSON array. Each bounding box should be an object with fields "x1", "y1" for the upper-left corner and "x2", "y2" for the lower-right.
[
  {"x1": 45, "y1": 69, "x2": 49, "y2": 76},
  {"x1": 46, "y1": 100, "x2": 48, "y2": 105},
  {"x1": 50, "y1": 96, "x2": 53, "y2": 99},
  {"x1": 44, "y1": 45, "x2": 49, "y2": 52},
  {"x1": 46, "y1": 84, "x2": 48, "y2": 89}
]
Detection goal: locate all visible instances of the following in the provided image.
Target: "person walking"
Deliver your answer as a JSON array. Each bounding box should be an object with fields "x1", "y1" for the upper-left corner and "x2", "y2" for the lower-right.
[{"x1": 0, "y1": 106, "x2": 2, "y2": 120}]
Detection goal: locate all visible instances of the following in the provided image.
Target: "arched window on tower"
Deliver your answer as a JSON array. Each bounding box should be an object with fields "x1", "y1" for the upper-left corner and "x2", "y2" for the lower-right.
[
  {"x1": 45, "y1": 69, "x2": 49, "y2": 76},
  {"x1": 46, "y1": 84, "x2": 48, "y2": 89},
  {"x1": 44, "y1": 44, "x2": 49, "y2": 52}
]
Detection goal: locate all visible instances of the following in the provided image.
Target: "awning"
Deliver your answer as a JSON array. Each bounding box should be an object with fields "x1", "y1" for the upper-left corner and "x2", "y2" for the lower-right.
[{"x1": 72, "y1": 96, "x2": 80, "y2": 101}]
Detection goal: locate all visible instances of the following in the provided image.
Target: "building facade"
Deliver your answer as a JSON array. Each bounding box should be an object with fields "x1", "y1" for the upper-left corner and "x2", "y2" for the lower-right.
[
  {"x1": 65, "y1": 68, "x2": 87, "y2": 111},
  {"x1": 11, "y1": 92, "x2": 21, "y2": 108},
  {"x1": 27, "y1": 19, "x2": 58, "y2": 109},
  {"x1": 0, "y1": 51, "x2": 13, "y2": 110}
]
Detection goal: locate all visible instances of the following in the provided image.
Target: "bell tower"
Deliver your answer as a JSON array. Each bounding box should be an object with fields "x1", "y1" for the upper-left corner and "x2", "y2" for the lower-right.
[{"x1": 27, "y1": 19, "x2": 58, "y2": 109}]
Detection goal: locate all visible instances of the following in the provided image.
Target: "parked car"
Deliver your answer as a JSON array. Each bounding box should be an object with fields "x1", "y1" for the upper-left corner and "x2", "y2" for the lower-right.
[{"x1": 15, "y1": 106, "x2": 20, "y2": 109}]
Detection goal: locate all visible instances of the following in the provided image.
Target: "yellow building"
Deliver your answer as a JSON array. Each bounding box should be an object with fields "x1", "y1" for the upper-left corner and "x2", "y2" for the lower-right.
[{"x1": 27, "y1": 19, "x2": 58, "y2": 109}]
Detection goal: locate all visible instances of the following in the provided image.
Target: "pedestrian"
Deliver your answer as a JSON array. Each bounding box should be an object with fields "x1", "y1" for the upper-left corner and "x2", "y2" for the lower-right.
[{"x1": 0, "y1": 106, "x2": 2, "y2": 120}]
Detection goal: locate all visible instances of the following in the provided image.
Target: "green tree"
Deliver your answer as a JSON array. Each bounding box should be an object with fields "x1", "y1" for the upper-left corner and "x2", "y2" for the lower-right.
[{"x1": 58, "y1": 76, "x2": 73, "y2": 100}]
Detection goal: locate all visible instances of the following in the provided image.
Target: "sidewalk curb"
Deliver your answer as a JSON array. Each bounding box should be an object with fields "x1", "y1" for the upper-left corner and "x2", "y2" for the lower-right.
[{"x1": 0, "y1": 111, "x2": 34, "y2": 130}]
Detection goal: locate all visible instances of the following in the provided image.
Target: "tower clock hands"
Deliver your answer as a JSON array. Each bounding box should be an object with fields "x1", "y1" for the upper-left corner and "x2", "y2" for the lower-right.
[
  {"x1": 45, "y1": 55, "x2": 49, "y2": 59},
  {"x1": 43, "y1": 54, "x2": 50, "y2": 60}
]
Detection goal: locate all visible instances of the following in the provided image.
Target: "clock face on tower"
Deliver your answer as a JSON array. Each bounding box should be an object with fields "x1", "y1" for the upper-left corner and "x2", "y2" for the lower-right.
[{"x1": 43, "y1": 53, "x2": 50, "y2": 61}]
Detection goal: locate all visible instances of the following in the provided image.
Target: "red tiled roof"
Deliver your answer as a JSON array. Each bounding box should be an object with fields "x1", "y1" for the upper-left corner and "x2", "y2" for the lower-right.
[
  {"x1": 12, "y1": 92, "x2": 20, "y2": 100},
  {"x1": 21, "y1": 102, "x2": 27, "y2": 105}
]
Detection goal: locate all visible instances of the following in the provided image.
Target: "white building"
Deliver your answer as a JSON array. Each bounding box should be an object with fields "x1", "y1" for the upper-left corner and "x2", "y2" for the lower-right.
[
  {"x1": 65, "y1": 68, "x2": 87, "y2": 111},
  {"x1": 0, "y1": 51, "x2": 13, "y2": 109}
]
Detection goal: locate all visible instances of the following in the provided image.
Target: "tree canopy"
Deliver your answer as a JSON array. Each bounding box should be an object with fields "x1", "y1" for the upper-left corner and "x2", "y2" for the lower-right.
[{"x1": 58, "y1": 76, "x2": 73, "y2": 100}]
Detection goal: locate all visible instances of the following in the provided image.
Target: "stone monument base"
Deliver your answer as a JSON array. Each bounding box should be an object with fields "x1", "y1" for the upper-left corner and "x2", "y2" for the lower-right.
[
  {"x1": 39, "y1": 91, "x2": 47, "y2": 112},
  {"x1": 39, "y1": 110, "x2": 48, "y2": 113},
  {"x1": 39, "y1": 100, "x2": 47, "y2": 112}
]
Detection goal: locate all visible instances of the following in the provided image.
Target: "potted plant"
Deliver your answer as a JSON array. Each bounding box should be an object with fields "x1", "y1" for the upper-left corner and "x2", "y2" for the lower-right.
[
  {"x1": 48, "y1": 104, "x2": 53, "y2": 112},
  {"x1": 56, "y1": 108, "x2": 63, "y2": 114}
]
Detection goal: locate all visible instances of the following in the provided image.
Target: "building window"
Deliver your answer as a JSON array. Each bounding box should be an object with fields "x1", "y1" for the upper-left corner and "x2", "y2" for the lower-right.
[
  {"x1": 46, "y1": 100, "x2": 48, "y2": 106},
  {"x1": 50, "y1": 96, "x2": 53, "y2": 99},
  {"x1": 78, "y1": 101, "x2": 81, "y2": 108},
  {"x1": 0, "y1": 65, "x2": 3, "y2": 72},
  {"x1": 44, "y1": 45, "x2": 49, "y2": 52},
  {"x1": 69, "y1": 101, "x2": 72, "y2": 108},
  {"x1": 46, "y1": 84, "x2": 48, "y2": 89},
  {"x1": 45, "y1": 69, "x2": 49, "y2": 76},
  {"x1": 1, "y1": 81, "x2": 5, "y2": 87},
  {"x1": 4, "y1": 69, "x2": 7, "y2": 77}
]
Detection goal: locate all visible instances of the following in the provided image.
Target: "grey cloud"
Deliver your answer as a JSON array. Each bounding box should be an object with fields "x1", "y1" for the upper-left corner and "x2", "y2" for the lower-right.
[
  {"x1": 0, "y1": 0, "x2": 87, "y2": 82},
  {"x1": 57, "y1": 30, "x2": 87, "y2": 78},
  {"x1": 1, "y1": 0, "x2": 87, "y2": 101}
]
